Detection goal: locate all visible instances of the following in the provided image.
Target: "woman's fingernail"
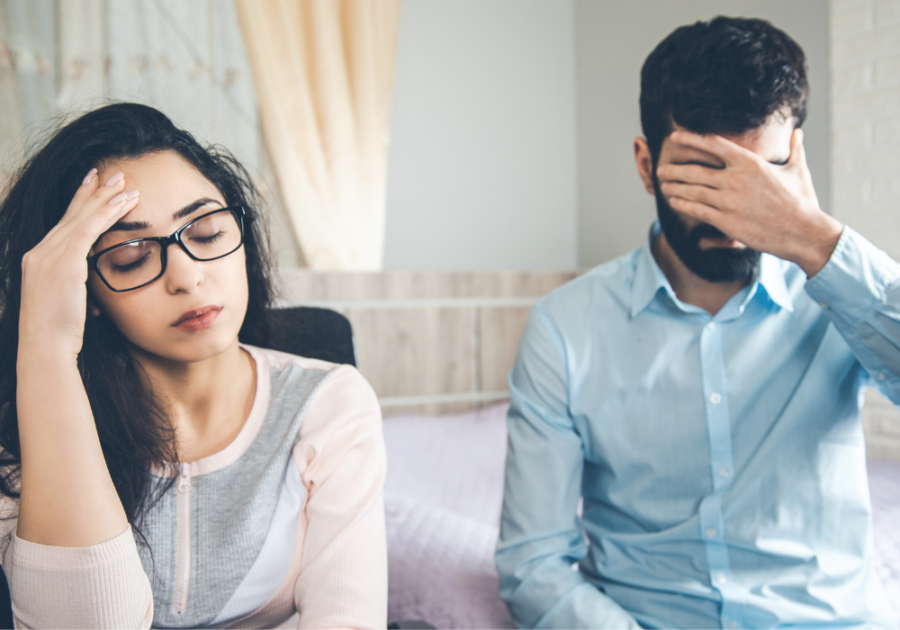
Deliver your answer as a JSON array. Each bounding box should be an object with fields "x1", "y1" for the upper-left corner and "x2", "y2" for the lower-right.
[
  {"x1": 105, "y1": 172, "x2": 124, "y2": 186},
  {"x1": 125, "y1": 189, "x2": 140, "y2": 200},
  {"x1": 108, "y1": 192, "x2": 128, "y2": 205},
  {"x1": 82, "y1": 168, "x2": 98, "y2": 185}
]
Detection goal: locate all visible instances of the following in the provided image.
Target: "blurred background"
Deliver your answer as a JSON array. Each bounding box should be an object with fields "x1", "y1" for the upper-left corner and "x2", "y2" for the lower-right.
[{"x1": 1, "y1": 0, "x2": 897, "y2": 458}]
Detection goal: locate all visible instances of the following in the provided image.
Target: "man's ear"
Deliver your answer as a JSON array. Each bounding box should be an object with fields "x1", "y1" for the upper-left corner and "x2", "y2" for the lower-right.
[{"x1": 634, "y1": 137, "x2": 656, "y2": 196}]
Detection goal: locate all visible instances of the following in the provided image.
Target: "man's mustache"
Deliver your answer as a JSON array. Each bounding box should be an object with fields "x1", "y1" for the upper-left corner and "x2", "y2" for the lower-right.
[{"x1": 689, "y1": 222, "x2": 728, "y2": 241}]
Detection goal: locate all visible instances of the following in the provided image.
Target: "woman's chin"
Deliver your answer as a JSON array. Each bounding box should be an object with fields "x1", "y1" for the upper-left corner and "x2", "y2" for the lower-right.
[{"x1": 127, "y1": 330, "x2": 242, "y2": 367}]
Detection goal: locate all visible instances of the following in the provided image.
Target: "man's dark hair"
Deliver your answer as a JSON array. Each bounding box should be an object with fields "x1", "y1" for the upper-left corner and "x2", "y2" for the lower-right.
[{"x1": 640, "y1": 16, "x2": 809, "y2": 161}]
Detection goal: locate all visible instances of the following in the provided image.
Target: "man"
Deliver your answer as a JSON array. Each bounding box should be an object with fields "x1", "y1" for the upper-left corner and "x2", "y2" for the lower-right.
[{"x1": 496, "y1": 16, "x2": 898, "y2": 629}]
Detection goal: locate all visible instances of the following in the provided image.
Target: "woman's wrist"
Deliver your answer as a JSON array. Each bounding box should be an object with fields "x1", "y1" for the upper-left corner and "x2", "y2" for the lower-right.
[{"x1": 16, "y1": 341, "x2": 81, "y2": 384}]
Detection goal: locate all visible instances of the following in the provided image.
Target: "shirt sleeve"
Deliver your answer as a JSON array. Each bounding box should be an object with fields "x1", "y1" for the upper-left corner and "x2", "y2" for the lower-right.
[
  {"x1": 495, "y1": 306, "x2": 639, "y2": 629},
  {"x1": 291, "y1": 365, "x2": 388, "y2": 629},
  {"x1": 805, "y1": 225, "x2": 900, "y2": 404},
  {"x1": 2, "y1": 522, "x2": 153, "y2": 629}
]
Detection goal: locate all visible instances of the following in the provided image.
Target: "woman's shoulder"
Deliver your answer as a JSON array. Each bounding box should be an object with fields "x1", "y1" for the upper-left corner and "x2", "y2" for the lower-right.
[
  {"x1": 244, "y1": 343, "x2": 372, "y2": 392},
  {"x1": 242, "y1": 344, "x2": 379, "y2": 433},
  {"x1": 261, "y1": 350, "x2": 382, "y2": 476},
  {"x1": 245, "y1": 344, "x2": 342, "y2": 374}
]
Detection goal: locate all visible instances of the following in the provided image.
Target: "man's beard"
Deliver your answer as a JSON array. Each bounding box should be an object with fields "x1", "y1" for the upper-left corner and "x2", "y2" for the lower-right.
[{"x1": 654, "y1": 176, "x2": 760, "y2": 283}]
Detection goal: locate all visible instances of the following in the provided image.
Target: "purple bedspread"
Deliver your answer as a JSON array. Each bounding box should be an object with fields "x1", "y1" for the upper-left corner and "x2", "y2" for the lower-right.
[
  {"x1": 869, "y1": 458, "x2": 900, "y2": 620},
  {"x1": 384, "y1": 405, "x2": 900, "y2": 628}
]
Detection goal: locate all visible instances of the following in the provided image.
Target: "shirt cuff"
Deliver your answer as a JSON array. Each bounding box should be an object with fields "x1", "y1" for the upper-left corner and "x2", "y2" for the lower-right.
[
  {"x1": 11, "y1": 525, "x2": 137, "y2": 571},
  {"x1": 8, "y1": 526, "x2": 153, "y2": 629},
  {"x1": 804, "y1": 225, "x2": 900, "y2": 325}
]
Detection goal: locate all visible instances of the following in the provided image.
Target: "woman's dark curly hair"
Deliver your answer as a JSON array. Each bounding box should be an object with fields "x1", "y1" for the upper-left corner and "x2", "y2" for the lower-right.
[
  {"x1": 640, "y1": 16, "x2": 809, "y2": 162},
  {"x1": 0, "y1": 103, "x2": 275, "y2": 530}
]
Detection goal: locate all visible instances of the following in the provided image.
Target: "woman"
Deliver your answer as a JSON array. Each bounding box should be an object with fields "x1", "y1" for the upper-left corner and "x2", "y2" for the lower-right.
[{"x1": 0, "y1": 103, "x2": 387, "y2": 628}]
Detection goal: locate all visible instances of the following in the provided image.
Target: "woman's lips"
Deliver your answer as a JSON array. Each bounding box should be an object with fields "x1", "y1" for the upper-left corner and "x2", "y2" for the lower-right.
[{"x1": 172, "y1": 306, "x2": 222, "y2": 331}]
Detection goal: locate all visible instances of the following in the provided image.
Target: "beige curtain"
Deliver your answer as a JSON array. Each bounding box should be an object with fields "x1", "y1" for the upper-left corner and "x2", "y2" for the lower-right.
[
  {"x1": 234, "y1": 0, "x2": 401, "y2": 270},
  {"x1": 0, "y1": 0, "x2": 57, "y2": 185}
]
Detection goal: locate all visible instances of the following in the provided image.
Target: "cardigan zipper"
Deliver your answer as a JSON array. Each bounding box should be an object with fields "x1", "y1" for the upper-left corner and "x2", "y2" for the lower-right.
[{"x1": 173, "y1": 462, "x2": 192, "y2": 614}]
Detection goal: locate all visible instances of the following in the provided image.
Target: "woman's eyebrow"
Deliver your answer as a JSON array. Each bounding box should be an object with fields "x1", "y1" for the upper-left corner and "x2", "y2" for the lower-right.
[
  {"x1": 106, "y1": 198, "x2": 223, "y2": 233},
  {"x1": 106, "y1": 219, "x2": 151, "y2": 233},
  {"x1": 172, "y1": 198, "x2": 223, "y2": 221}
]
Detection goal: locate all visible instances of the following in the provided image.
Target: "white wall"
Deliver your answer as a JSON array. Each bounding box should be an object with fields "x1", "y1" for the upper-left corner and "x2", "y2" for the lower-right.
[
  {"x1": 383, "y1": 0, "x2": 830, "y2": 272},
  {"x1": 575, "y1": 0, "x2": 831, "y2": 268},
  {"x1": 383, "y1": 0, "x2": 578, "y2": 271}
]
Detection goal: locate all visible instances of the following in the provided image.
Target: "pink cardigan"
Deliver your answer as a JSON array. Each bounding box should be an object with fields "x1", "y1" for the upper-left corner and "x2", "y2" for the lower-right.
[{"x1": 0, "y1": 347, "x2": 388, "y2": 628}]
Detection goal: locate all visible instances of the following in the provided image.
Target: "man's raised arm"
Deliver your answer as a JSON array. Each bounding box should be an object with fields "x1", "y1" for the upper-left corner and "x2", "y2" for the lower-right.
[
  {"x1": 803, "y1": 225, "x2": 900, "y2": 403},
  {"x1": 657, "y1": 127, "x2": 900, "y2": 403}
]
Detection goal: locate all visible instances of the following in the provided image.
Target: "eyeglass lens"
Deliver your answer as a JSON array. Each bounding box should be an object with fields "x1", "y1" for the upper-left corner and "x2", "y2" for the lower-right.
[{"x1": 96, "y1": 209, "x2": 242, "y2": 291}]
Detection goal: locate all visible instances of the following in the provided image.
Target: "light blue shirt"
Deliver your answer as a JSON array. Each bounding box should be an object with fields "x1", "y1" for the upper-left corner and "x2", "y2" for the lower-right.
[{"x1": 496, "y1": 224, "x2": 899, "y2": 629}]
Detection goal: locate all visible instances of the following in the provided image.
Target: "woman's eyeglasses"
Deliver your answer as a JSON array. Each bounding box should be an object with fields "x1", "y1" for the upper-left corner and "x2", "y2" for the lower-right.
[{"x1": 87, "y1": 206, "x2": 246, "y2": 292}]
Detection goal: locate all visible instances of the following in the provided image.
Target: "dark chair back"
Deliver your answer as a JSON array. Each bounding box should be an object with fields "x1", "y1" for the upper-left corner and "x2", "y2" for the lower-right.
[
  {"x1": 265, "y1": 306, "x2": 356, "y2": 366},
  {"x1": 0, "y1": 568, "x2": 10, "y2": 629}
]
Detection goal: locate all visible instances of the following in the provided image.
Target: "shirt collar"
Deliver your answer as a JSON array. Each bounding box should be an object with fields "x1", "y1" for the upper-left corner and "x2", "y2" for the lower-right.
[
  {"x1": 756, "y1": 251, "x2": 794, "y2": 312},
  {"x1": 630, "y1": 223, "x2": 676, "y2": 318},
  {"x1": 630, "y1": 222, "x2": 794, "y2": 318}
]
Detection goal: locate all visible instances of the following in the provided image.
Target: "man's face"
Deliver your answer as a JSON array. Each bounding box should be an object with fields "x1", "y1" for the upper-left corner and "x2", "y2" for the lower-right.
[{"x1": 652, "y1": 116, "x2": 794, "y2": 282}]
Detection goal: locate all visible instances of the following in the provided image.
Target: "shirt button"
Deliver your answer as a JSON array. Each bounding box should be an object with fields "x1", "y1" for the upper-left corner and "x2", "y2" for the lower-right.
[
  {"x1": 706, "y1": 527, "x2": 718, "y2": 539},
  {"x1": 707, "y1": 322, "x2": 716, "y2": 331},
  {"x1": 709, "y1": 392, "x2": 722, "y2": 404},
  {"x1": 716, "y1": 573, "x2": 728, "y2": 584},
  {"x1": 878, "y1": 372, "x2": 887, "y2": 380},
  {"x1": 729, "y1": 622, "x2": 739, "y2": 629},
  {"x1": 718, "y1": 467, "x2": 730, "y2": 477},
  {"x1": 819, "y1": 301, "x2": 829, "y2": 310}
]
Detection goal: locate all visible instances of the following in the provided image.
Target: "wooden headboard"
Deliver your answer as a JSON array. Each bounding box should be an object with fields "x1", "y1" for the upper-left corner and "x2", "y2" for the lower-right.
[{"x1": 276, "y1": 270, "x2": 577, "y2": 416}]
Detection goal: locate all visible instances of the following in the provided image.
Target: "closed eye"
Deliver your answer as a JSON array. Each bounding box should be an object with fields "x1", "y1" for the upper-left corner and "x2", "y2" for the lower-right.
[
  {"x1": 110, "y1": 253, "x2": 151, "y2": 273},
  {"x1": 190, "y1": 232, "x2": 225, "y2": 245}
]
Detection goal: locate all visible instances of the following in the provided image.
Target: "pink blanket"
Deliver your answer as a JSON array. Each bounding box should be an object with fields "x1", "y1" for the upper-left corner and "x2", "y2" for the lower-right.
[{"x1": 384, "y1": 404, "x2": 900, "y2": 628}]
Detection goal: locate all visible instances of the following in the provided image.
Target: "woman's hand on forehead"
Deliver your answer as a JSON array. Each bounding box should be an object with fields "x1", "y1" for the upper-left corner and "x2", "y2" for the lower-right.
[{"x1": 19, "y1": 169, "x2": 140, "y2": 356}]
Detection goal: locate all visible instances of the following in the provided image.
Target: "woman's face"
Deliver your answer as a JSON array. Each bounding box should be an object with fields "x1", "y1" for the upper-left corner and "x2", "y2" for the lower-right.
[{"x1": 87, "y1": 150, "x2": 249, "y2": 364}]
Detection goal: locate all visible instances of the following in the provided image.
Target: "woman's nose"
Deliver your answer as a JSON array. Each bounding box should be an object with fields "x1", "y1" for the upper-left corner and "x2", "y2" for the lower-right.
[{"x1": 163, "y1": 244, "x2": 204, "y2": 293}]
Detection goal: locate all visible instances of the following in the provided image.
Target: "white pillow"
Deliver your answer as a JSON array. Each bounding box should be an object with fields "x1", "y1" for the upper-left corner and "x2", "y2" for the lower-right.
[{"x1": 384, "y1": 404, "x2": 514, "y2": 629}]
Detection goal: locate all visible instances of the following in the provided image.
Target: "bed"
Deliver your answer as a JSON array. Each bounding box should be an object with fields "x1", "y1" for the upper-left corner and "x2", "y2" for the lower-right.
[{"x1": 383, "y1": 403, "x2": 900, "y2": 629}]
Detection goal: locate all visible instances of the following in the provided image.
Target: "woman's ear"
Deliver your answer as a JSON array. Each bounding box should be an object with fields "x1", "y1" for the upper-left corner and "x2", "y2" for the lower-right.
[{"x1": 87, "y1": 295, "x2": 102, "y2": 318}]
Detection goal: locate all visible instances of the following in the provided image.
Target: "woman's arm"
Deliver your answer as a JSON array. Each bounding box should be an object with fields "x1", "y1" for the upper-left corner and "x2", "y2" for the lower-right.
[
  {"x1": 5, "y1": 170, "x2": 154, "y2": 629},
  {"x1": 291, "y1": 365, "x2": 387, "y2": 629},
  {"x1": 16, "y1": 169, "x2": 137, "y2": 546}
]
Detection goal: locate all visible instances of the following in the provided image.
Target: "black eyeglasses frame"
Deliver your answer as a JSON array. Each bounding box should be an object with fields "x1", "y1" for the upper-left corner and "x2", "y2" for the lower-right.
[{"x1": 87, "y1": 206, "x2": 246, "y2": 293}]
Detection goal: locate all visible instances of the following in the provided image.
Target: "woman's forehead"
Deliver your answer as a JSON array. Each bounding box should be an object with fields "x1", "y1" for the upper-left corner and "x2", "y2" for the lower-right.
[{"x1": 99, "y1": 151, "x2": 225, "y2": 224}]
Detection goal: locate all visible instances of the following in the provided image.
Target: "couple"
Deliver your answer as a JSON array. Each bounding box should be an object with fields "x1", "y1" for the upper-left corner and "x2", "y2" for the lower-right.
[{"x1": 0, "y1": 16, "x2": 895, "y2": 629}]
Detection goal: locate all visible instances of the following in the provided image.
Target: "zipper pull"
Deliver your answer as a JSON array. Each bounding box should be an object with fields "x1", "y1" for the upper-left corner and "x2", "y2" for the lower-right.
[{"x1": 177, "y1": 462, "x2": 191, "y2": 493}]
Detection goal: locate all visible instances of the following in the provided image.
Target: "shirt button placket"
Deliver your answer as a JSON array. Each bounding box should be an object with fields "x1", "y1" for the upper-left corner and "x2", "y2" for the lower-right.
[{"x1": 698, "y1": 320, "x2": 742, "y2": 627}]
